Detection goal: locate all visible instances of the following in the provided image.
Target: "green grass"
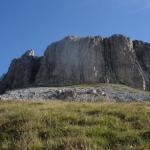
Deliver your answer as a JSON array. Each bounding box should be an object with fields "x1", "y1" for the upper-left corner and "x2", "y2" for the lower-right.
[
  {"x1": 0, "y1": 101, "x2": 150, "y2": 150},
  {"x1": 67, "y1": 83, "x2": 148, "y2": 93}
]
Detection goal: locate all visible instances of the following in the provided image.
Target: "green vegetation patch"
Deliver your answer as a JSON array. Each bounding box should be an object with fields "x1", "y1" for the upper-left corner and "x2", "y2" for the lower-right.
[{"x1": 0, "y1": 101, "x2": 150, "y2": 150}]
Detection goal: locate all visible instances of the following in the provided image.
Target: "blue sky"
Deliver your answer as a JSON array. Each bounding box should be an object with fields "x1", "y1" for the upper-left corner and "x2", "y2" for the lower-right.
[{"x1": 0, "y1": 0, "x2": 150, "y2": 75}]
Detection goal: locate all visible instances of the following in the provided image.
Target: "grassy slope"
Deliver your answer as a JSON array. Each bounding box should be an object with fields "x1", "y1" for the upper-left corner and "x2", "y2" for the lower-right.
[
  {"x1": 0, "y1": 101, "x2": 150, "y2": 150},
  {"x1": 68, "y1": 83, "x2": 148, "y2": 93}
]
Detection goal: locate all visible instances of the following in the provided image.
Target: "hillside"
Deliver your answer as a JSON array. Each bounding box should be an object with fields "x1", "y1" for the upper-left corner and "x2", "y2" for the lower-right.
[{"x1": 0, "y1": 101, "x2": 150, "y2": 150}]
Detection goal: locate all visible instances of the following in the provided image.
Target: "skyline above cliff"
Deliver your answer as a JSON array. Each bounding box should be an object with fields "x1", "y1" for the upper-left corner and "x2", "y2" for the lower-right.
[{"x1": 0, "y1": 0, "x2": 150, "y2": 75}]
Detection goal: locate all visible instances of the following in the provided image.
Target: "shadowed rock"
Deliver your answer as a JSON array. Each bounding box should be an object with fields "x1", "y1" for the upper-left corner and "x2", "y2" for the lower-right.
[{"x1": 0, "y1": 50, "x2": 42, "y2": 93}]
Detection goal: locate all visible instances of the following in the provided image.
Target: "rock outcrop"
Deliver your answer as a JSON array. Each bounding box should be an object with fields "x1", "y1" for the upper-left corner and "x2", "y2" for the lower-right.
[
  {"x1": 0, "y1": 50, "x2": 42, "y2": 93},
  {"x1": 36, "y1": 35, "x2": 106, "y2": 86},
  {"x1": 36, "y1": 35, "x2": 150, "y2": 90},
  {"x1": 0, "y1": 35, "x2": 150, "y2": 94}
]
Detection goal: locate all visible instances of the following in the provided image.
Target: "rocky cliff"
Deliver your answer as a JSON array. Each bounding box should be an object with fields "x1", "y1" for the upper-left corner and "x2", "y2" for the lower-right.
[
  {"x1": 0, "y1": 34, "x2": 150, "y2": 93},
  {"x1": 0, "y1": 50, "x2": 42, "y2": 93}
]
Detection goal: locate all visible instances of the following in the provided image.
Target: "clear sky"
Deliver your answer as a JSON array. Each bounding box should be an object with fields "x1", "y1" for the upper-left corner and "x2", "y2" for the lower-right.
[{"x1": 0, "y1": 0, "x2": 150, "y2": 75}]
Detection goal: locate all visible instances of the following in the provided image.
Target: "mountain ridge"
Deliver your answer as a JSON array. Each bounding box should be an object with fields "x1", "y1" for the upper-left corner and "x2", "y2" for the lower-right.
[{"x1": 0, "y1": 34, "x2": 150, "y2": 94}]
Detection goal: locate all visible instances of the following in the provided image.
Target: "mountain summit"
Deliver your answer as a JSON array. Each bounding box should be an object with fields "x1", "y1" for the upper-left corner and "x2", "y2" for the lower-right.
[{"x1": 0, "y1": 34, "x2": 150, "y2": 93}]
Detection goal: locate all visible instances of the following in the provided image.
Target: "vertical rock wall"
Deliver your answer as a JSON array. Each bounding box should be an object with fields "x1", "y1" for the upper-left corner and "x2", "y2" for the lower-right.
[
  {"x1": 0, "y1": 35, "x2": 150, "y2": 93},
  {"x1": 36, "y1": 35, "x2": 150, "y2": 90}
]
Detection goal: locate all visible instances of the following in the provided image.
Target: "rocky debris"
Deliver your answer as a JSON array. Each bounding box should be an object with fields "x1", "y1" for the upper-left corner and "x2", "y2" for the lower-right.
[
  {"x1": 0, "y1": 86, "x2": 150, "y2": 102},
  {"x1": 0, "y1": 34, "x2": 150, "y2": 94}
]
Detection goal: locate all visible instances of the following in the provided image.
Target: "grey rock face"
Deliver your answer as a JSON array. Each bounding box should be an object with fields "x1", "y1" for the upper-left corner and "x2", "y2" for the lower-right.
[
  {"x1": 0, "y1": 50, "x2": 42, "y2": 93},
  {"x1": 103, "y1": 35, "x2": 144, "y2": 90},
  {"x1": 22, "y1": 49, "x2": 35, "y2": 57},
  {"x1": 36, "y1": 35, "x2": 150, "y2": 90},
  {"x1": 36, "y1": 35, "x2": 105, "y2": 86},
  {"x1": 0, "y1": 35, "x2": 150, "y2": 94},
  {"x1": 133, "y1": 41, "x2": 150, "y2": 90}
]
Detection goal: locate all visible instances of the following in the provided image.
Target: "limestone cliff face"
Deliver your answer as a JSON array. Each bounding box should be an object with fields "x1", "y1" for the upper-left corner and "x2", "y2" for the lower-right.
[
  {"x1": 103, "y1": 35, "x2": 146, "y2": 90},
  {"x1": 36, "y1": 35, "x2": 150, "y2": 90},
  {"x1": 0, "y1": 50, "x2": 42, "y2": 93},
  {"x1": 0, "y1": 35, "x2": 150, "y2": 93},
  {"x1": 36, "y1": 36, "x2": 105, "y2": 85},
  {"x1": 133, "y1": 41, "x2": 150, "y2": 90}
]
